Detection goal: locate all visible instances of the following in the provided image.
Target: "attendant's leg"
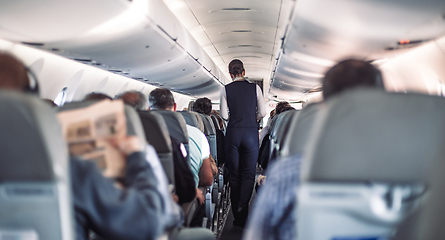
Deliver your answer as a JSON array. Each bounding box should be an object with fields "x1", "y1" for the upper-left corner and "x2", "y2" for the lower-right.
[
  {"x1": 237, "y1": 128, "x2": 259, "y2": 226},
  {"x1": 224, "y1": 128, "x2": 241, "y2": 221}
]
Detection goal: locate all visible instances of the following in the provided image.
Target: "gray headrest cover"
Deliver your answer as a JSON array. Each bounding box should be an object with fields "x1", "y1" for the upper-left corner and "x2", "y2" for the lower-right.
[
  {"x1": 0, "y1": 91, "x2": 69, "y2": 181},
  {"x1": 304, "y1": 88, "x2": 445, "y2": 183},
  {"x1": 138, "y1": 111, "x2": 172, "y2": 153},
  {"x1": 154, "y1": 110, "x2": 189, "y2": 144}
]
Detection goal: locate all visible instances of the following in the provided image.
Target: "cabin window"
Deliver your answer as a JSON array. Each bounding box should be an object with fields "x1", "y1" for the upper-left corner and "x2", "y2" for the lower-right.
[{"x1": 54, "y1": 87, "x2": 68, "y2": 106}]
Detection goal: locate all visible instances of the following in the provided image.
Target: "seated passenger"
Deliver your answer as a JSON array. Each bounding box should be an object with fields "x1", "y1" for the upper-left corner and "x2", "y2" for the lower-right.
[
  {"x1": 148, "y1": 88, "x2": 216, "y2": 237},
  {"x1": 192, "y1": 97, "x2": 212, "y2": 115},
  {"x1": 116, "y1": 90, "x2": 148, "y2": 110},
  {"x1": 243, "y1": 59, "x2": 385, "y2": 240},
  {"x1": 117, "y1": 90, "x2": 196, "y2": 204},
  {"x1": 0, "y1": 52, "x2": 165, "y2": 240},
  {"x1": 83, "y1": 92, "x2": 113, "y2": 101},
  {"x1": 148, "y1": 88, "x2": 214, "y2": 193}
]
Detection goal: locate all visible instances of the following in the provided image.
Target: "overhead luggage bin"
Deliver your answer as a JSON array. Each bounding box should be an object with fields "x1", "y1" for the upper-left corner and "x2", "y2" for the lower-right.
[
  {"x1": 297, "y1": 88, "x2": 445, "y2": 240},
  {"x1": 0, "y1": 0, "x2": 230, "y2": 98},
  {"x1": 0, "y1": 91, "x2": 74, "y2": 240}
]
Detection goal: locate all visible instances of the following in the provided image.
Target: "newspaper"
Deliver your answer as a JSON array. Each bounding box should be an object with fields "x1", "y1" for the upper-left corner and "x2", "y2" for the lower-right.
[{"x1": 57, "y1": 99, "x2": 127, "y2": 178}]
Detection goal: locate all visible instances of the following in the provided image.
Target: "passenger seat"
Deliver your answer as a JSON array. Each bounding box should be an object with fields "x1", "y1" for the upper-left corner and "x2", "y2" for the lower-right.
[
  {"x1": 0, "y1": 91, "x2": 75, "y2": 240},
  {"x1": 297, "y1": 88, "x2": 445, "y2": 240}
]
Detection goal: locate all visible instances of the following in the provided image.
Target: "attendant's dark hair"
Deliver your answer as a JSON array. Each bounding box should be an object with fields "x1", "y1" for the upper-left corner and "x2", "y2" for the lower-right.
[
  {"x1": 149, "y1": 88, "x2": 175, "y2": 110},
  {"x1": 193, "y1": 97, "x2": 212, "y2": 115},
  {"x1": 228, "y1": 59, "x2": 245, "y2": 76},
  {"x1": 322, "y1": 59, "x2": 384, "y2": 100}
]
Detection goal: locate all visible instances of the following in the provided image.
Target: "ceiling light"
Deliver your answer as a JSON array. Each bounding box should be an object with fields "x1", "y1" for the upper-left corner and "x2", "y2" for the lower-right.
[{"x1": 227, "y1": 45, "x2": 262, "y2": 48}]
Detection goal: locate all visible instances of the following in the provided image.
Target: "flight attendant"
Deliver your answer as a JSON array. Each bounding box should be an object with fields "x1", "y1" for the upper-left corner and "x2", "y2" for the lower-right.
[{"x1": 220, "y1": 59, "x2": 266, "y2": 227}]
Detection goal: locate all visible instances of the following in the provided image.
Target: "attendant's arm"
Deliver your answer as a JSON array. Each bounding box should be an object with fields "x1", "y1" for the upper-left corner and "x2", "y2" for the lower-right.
[
  {"x1": 71, "y1": 137, "x2": 164, "y2": 240},
  {"x1": 220, "y1": 87, "x2": 229, "y2": 121},
  {"x1": 256, "y1": 85, "x2": 267, "y2": 121}
]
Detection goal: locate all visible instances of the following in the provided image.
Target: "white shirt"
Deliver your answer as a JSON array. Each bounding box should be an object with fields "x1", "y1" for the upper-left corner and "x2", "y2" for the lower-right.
[
  {"x1": 220, "y1": 78, "x2": 267, "y2": 121},
  {"x1": 186, "y1": 125, "x2": 210, "y2": 188}
]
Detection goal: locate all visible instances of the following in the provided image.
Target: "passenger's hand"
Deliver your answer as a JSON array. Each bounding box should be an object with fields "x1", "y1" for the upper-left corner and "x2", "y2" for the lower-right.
[
  {"x1": 171, "y1": 193, "x2": 179, "y2": 203},
  {"x1": 196, "y1": 188, "x2": 205, "y2": 205},
  {"x1": 111, "y1": 136, "x2": 143, "y2": 157}
]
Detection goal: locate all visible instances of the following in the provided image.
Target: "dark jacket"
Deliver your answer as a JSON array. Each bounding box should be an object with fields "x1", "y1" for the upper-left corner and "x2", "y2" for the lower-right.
[
  {"x1": 70, "y1": 152, "x2": 164, "y2": 240},
  {"x1": 170, "y1": 137, "x2": 196, "y2": 204}
]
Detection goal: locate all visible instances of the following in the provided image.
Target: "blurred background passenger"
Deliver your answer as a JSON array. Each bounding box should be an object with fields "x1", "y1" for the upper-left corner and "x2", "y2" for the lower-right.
[
  {"x1": 0, "y1": 52, "x2": 166, "y2": 240},
  {"x1": 83, "y1": 92, "x2": 113, "y2": 101},
  {"x1": 192, "y1": 97, "x2": 212, "y2": 115},
  {"x1": 244, "y1": 59, "x2": 385, "y2": 240},
  {"x1": 116, "y1": 90, "x2": 148, "y2": 110}
]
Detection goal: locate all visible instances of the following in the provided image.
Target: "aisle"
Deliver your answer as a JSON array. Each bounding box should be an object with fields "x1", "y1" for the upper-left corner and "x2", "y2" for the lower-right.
[{"x1": 218, "y1": 206, "x2": 244, "y2": 240}]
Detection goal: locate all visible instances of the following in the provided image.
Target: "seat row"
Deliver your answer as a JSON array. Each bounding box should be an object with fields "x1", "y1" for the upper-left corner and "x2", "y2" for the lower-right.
[{"x1": 255, "y1": 88, "x2": 445, "y2": 240}]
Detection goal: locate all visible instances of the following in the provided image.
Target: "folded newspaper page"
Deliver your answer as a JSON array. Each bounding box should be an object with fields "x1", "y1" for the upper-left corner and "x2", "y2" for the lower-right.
[{"x1": 57, "y1": 100, "x2": 127, "y2": 178}]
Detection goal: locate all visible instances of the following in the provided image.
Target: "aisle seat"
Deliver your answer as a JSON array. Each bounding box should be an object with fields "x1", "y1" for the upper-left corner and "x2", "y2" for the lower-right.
[
  {"x1": 297, "y1": 88, "x2": 445, "y2": 240},
  {"x1": 138, "y1": 111, "x2": 175, "y2": 186},
  {"x1": 0, "y1": 91, "x2": 74, "y2": 240},
  {"x1": 154, "y1": 110, "x2": 190, "y2": 165},
  {"x1": 280, "y1": 102, "x2": 320, "y2": 157}
]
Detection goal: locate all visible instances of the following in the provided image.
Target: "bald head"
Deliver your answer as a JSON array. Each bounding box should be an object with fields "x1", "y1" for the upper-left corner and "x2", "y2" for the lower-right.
[{"x1": 0, "y1": 53, "x2": 30, "y2": 92}]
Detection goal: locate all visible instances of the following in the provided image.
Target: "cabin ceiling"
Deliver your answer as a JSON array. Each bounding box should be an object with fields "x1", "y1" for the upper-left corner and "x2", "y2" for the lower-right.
[
  {"x1": 0, "y1": 0, "x2": 444, "y2": 101},
  {"x1": 163, "y1": 0, "x2": 296, "y2": 98},
  {"x1": 165, "y1": 0, "x2": 445, "y2": 101}
]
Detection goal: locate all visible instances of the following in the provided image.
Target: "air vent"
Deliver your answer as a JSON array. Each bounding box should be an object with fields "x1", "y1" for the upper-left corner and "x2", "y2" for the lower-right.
[
  {"x1": 109, "y1": 69, "x2": 122, "y2": 73},
  {"x1": 222, "y1": 8, "x2": 251, "y2": 11},
  {"x1": 21, "y1": 42, "x2": 44, "y2": 46},
  {"x1": 132, "y1": 77, "x2": 145, "y2": 80},
  {"x1": 220, "y1": 30, "x2": 264, "y2": 35},
  {"x1": 233, "y1": 56, "x2": 262, "y2": 58},
  {"x1": 227, "y1": 45, "x2": 262, "y2": 48}
]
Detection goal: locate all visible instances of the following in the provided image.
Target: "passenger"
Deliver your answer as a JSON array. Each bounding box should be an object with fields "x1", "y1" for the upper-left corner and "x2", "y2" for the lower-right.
[
  {"x1": 116, "y1": 90, "x2": 148, "y2": 110},
  {"x1": 192, "y1": 97, "x2": 212, "y2": 115},
  {"x1": 83, "y1": 92, "x2": 113, "y2": 101},
  {"x1": 149, "y1": 88, "x2": 214, "y2": 189},
  {"x1": 244, "y1": 59, "x2": 385, "y2": 240},
  {"x1": 220, "y1": 59, "x2": 267, "y2": 227},
  {"x1": 116, "y1": 90, "x2": 184, "y2": 229},
  {"x1": 0, "y1": 52, "x2": 165, "y2": 240},
  {"x1": 118, "y1": 90, "x2": 195, "y2": 202},
  {"x1": 211, "y1": 110, "x2": 225, "y2": 130},
  {"x1": 274, "y1": 101, "x2": 291, "y2": 115},
  {"x1": 148, "y1": 88, "x2": 216, "y2": 240}
]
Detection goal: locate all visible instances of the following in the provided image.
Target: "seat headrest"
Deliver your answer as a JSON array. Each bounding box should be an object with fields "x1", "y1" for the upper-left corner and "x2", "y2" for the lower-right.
[
  {"x1": 304, "y1": 88, "x2": 445, "y2": 183},
  {"x1": 198, "y1": 113, "x2": 216, "y2": 136},
  {"x1": 153, "y1": 110, "x2": 189, "y2": 144},
  {"x1": 179, "y1": 111, "x2": 204, "y2": 133},
  {"x1": 281, "y1": 103, "x2": 320, "y2": 157},
  {"x1": 138, "y1": 111, "x2": 172, "y2": 153},
  {"x1": 58, "y1": 100, "x2": 146, "y2": 145},
  {"x1": 0, "y1": 91, "x2": 68, "y2": 182}
]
